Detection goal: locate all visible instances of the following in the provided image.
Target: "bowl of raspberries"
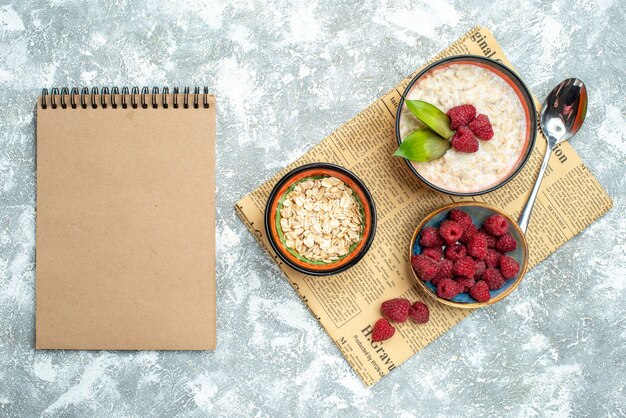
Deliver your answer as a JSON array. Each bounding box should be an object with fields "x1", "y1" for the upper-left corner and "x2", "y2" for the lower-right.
[{"x1": 409, "y1": 202, "x2": 528, "y2": 307}]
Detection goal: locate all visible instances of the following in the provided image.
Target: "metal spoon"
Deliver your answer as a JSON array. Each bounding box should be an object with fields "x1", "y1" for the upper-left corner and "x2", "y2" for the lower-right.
[{"x1": 518, "y1": 78, "x2": 588, "y2": 233}]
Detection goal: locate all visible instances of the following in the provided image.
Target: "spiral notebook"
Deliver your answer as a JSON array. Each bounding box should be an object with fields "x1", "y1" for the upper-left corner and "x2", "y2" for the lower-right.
[{"x1": 35, "y1": 87, "x2": 216, "y2": 350}]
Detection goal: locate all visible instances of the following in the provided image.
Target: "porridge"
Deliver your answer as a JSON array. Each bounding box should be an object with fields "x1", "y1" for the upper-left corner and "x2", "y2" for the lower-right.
[
  {"x1": 279, "y1": 176, "x2": 363, "y2": 263},
  {"x1": 399, "y1": 63, "x2": 527, "y2": 193}
]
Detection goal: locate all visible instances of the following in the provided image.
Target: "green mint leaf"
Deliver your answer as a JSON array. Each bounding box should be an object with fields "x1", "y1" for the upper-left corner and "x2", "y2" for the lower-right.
[
  {"x1": 394, "y1": 127, "x2": 451, "y2": 162},
  {"x1": 405, "y1": 100, "x2": 455, "y2": 139}
]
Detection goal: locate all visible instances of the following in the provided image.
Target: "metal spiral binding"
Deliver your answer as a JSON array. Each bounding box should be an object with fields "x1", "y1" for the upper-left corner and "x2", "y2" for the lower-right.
[{"x1": 40, "y1": 86, "x2": 211, "y2": 110}]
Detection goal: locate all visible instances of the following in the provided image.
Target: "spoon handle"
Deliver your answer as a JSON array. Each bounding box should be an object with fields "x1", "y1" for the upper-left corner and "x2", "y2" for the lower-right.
[{"x1": 518, "y1": 145, "x2": 553, "y2": 233}]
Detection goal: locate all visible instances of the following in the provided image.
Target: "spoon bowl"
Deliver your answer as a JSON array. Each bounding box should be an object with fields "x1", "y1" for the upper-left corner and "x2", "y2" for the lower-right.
[{"x1": 540, "y1": 78, "x2": 588, "y2": 145}]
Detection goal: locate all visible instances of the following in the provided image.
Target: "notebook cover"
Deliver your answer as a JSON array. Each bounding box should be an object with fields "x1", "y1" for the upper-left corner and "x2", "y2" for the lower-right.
[{"x1": 35, "y1": 93, "x2": 216, "y2": 350}]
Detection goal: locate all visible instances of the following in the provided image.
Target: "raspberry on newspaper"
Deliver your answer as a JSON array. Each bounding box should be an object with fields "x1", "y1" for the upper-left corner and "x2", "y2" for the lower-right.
[
  {"x1": 408, "y1": 302, "x2": 430, "y2": 324},
  {"x1": 372, "y1": 318, "x2": 395, "y2": 342},
  {"x1": 380, "y1": 298, "x2": 411, "y2": 323}
]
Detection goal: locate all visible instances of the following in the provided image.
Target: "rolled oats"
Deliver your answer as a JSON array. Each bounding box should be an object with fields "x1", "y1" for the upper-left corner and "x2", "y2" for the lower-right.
[{"x1": 280, "y1": 176, "x2": 363, "y2": 263}]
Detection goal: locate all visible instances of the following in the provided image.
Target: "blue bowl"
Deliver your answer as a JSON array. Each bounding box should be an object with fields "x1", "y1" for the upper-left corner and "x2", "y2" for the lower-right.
[{"x1": 410, "y1": 202, "x2": 529, "y2": 308}]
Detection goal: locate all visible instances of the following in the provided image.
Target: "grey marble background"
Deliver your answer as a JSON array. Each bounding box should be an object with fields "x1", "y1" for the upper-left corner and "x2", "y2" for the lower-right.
[{"x1": 1, "y1": 0, "x2": 624, "y2": 416}]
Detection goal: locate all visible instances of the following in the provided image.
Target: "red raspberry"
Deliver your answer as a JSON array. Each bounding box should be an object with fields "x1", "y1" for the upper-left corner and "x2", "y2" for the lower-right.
[
  {"x1": 439, "y1": 220, "x2": 464, "y2": 245},
  {"x1": 408, "y1": 301, "x2": 430, "y2": 324},
  {"x1": 499, "y1": 255, "x2": 520, "y2": 279},
  {"x1": 469, "y1": 281, "x2": 491, "y2": 302},
  {"x1": 451, "y1": 126, "x2": 479, "y2": 153},
  {"x1": 432, "y1": 259, "x2": 454, "y2": 286},
  {"x1": 419, "y1": 226, "x2": 444, "y2": 247},
  {"x1": 372, "y1": 318, "x2": 395, "y2": 342},
  {"x1": 482, "y1": 268, "x2": 505, "y2": 290},
  {"x1": 478, "y1": 229, "x2": 497, "y2": 248},
  {"x1": 474, "y1": 260, "x2": 486, "y2": 278},
  {"x1": 447, "y1": 104, "x2": 476, "y2": 130},
  {"x1": 453, "y1": 256, "x2": 476, "y2": 278},
  {"x1": 411, "y1": 255, "x2": 440, "y2": 282},
  {"x1": 380, "y1": 298, "x2": 411, "y2": 322},
  {"x1": 484, "y1": 249, "x2": 503, "y2": 268},
  {"x1": 422, "y1": 246, "x2": 443, "y2": 260},
  {"x1": 459, "y1": 222, "x2": 478, "y2": 244},
  {"x1": 449, "y1": 208, "x2": 472, "y2": 227},
  {"x1": 467, "y1": 233, "x2": 488, "y2": 259},
  {"x1": 454, "y1": 276, "x2": 475, "y2": 293},
  {"x1": 468, "y1": 114, "x2": 494, "y2": 140},
  {"x1": 483, "y1": 214, "x2": 509, "y2": 236},
  {"x1": 436, "y1": 278, "x2": 462, "y2": 300},
  {"x1": 496, "y1": 233, "x2": 517, "y2": 253},
  {"x1": 444, "y1": 244, "x2": 466, "y2": 261}
]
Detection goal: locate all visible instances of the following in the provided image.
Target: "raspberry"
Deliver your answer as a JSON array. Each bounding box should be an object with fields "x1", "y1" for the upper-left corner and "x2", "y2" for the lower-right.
[
  {"x1": 451, "y1": 126, "x2": 479, "y2": 153},
  {"x1": 482, "y1": 268, "x2": 505, "y2": 290},
  {"x1": 447, "y1": 104, "x2": 476, "y2": 130},
  {"x1": 483, "y1": 214, "x2": 509, "y2": 236},
  {"x1": 467, "y1": 233, "x2": 488, "y2": 259},
  {"x1": 469, "y1": 281, "x2": 491, "y2": 302},
  {"x1": 408, "y1": 301, "x2": 430, "y2": 324},
  {"x1": 478, "y1": 229, "x2": 497, "y2": 248},
  {"x1": 496, "y1": 233, "x2": 517, "y2": 253},
  {"x1": 444, "y1": 244, "x2": 466, "y2": 261},
  {"x1": 484, "y1": 249, "x2": 503, "y2": 268},
  {"x1": 380, "y1": 298, "x2": 411, "y2": 322},
  {"x1": 422, "y1": 246, "x2": 443, "y2": 260},
  {"x1": 432, "y1": 259, "x2": 454, "y2": 286},
  {"x1": 436, "y1": 278, "x2": 462, "y2": 300},
  {"x1": 499, "y1": 255, "x2": 520, "y2": 279},
  {"x1": 454, "y1": 276, "x2": 475, "y2": 292},
  {"x1": 459, "y1": 222, "x2": 478, "y2": 244},
  {"x1": 468, "y1": 114, "x2": 494, "y2": 140},
  {"x1": 372, "y1": 318, "x2": 395, "y2": 342},
  {"x1": 474, "y1": 260, "x2": 486, "y2": 278},
  {"x1": 439, "y1": 220, "x2": 464, "y2": 245},
  {"x1": 449, "y1": 208, "x2": 472, "y2": 227},
  {"x1": 411, "y1": 254, "x2": 440, "y2": 282},
  {"x1": 453, "y1": 256, "x2": 476, "y2": 278},
  {"x1": 419, "y1": 226, "x2": 444, "y2": 247}
]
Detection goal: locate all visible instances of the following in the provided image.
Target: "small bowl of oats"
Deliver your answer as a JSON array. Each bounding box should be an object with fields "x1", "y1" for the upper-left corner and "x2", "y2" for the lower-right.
[{"x1": 264, "y1": 163, "x2": 376, "y2": 276}]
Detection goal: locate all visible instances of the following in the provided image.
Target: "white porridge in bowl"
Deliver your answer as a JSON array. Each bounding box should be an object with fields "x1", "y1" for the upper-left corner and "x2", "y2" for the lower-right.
[{"x1": 398, "y1": 63, "x2": 528, "y2": 193}]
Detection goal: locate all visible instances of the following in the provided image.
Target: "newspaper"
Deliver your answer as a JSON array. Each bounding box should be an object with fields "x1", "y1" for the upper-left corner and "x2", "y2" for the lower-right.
[{"x1": 235, "y1": 26, "x2": 613, "y2": 386}]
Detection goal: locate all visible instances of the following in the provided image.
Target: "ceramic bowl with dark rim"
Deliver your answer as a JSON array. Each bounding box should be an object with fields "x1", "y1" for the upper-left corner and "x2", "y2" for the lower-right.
[
  {"x1": 265, "y1": 163, "x2": 377, "y2": 276},
  {"x1": 410, "y1": 202, "x2": 529, "y2": 308},
  {"x1": 395, "y1": 55, "x2": 537, "y2": 196}
]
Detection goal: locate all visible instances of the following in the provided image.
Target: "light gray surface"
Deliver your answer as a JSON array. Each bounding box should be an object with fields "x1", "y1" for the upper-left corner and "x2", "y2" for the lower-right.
[{"x1": 0, "y1": 0, "x2": 624, "y2": 416}]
